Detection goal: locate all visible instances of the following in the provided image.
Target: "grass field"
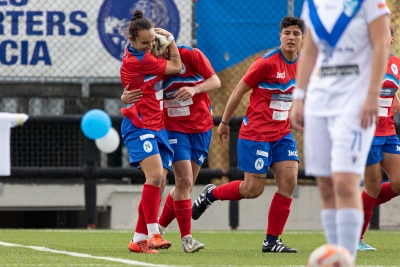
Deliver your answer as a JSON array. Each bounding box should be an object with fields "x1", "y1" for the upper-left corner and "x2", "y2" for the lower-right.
[{"x1": 0, "y1": 229, "x2": 399, "y2": 267}]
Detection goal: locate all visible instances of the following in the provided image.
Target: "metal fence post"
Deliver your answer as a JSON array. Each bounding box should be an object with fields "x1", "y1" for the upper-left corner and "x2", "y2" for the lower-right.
[
  {"x1": 83, "y1": 137, "x2": 98, "y2": 229},
  {"x1": 228, "y1": 118, "x2": 242, "y2": 229}
]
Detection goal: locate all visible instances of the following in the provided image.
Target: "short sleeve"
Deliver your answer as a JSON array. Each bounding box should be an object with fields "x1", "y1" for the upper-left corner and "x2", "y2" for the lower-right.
[
  {"x1": 363, "y1": 0, "x2": 390, "y2": 24},
  {"x1": 301, "y1": 0, "x2": 311, "y2": 29},
  {"x1": 190, "y1": 48, "x2": 215, "y2": 79}
]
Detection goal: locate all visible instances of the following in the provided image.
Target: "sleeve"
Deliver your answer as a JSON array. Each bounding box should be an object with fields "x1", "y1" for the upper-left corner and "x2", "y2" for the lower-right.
[
  {"x1": 300, "y1": 0, "x2": 311, "y2": 29},
  {"x1": 190, "y1": 48, "x2": 215, "y2": 79},
  {"x1": 363, "y1": 0, "x2": 390, "y2": 24},
  {"x1": 242, "y1": 57, "x2": 268, "y2": 89},
  {"x1": 140, "y1": 53, "x2": 168, "y2": 76}
]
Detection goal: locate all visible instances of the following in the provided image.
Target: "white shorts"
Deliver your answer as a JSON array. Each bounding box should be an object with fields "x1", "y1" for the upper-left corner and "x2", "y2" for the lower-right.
[{"x1": 304, "y1": 114, "x2": 375, "y2": 179}]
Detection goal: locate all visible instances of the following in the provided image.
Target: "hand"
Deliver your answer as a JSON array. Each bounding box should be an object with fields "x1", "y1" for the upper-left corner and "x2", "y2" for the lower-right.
[
  {"x1": 217, "y1": 123, "x2": 229, "y2": 144},
  {"x1": 154, "y1": 27, "x2": 172, "y2": 38},
  {"x1": 121, "y1": 84, "x2": 143, "y2": 104},
  {"x1": 174, "y1": 86, "x2": 196, "y2": 101},
  {"x1": 289, "y1": 99, "x2": 304, "y2": 132},
  {"x1": 360, "y1": 93, "x2": 379, "y2": 129}
]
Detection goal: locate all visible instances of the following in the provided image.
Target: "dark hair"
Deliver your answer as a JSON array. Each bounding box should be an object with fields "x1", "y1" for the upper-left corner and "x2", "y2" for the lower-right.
[
  {"x1": 128, "y1": 10, "x2": 154, "y2": 40},
  {"x1": 390, "y1": 26, "x2": 394, "y2": 37},
  {"x1": 280, "y1": 16, "x2": 304, "y2": 34}
]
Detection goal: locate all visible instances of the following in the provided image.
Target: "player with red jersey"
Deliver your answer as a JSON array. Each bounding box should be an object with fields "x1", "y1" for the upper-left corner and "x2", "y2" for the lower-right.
[
  {"x1": 192, "y1": 16, "x2": 304, "y2": 253},
  {"x1": 122, "y1": 39, "x2": 221, "y2": 253},
  {"x1": 358, "y1": 27, "x2": 400, "y2": 251},
  {"x1": 120, "y1": 10, "x2": 182, "y2": 254}
]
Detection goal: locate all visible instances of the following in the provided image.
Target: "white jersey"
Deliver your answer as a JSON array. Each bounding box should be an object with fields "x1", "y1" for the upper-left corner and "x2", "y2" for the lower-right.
[{"x1": 301, "y1": 0, "x2": 390, "y2": 116}]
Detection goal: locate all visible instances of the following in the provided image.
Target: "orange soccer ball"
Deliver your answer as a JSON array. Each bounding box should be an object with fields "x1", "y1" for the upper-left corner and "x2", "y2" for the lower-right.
[{"x1": 307, "y1": 244, "x2": 355, "y2": 267}]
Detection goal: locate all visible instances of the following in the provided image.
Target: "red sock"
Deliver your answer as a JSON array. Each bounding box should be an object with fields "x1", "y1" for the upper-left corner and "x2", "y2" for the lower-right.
[
  {"x1": 266, "y1": 193, "x2": 292, "y2": 236},
  {"x1": 174, "y1": 199, "x2": 192, "y2": 238},
  {"x1": 360, "y1": 191, "x2": 377, "y2": 239},
  {"x1": 159, "y1": 193, "x2": 176, "y2": 228},
  {"x1": 135, "y1": 200, "x2": 148, "y2": 235},
  {"x1": 212, "y1": 180, "x2": 242, "y2": 200},
  {"x1": 375, "y1": 182, "x2": 398, "y2": 205},
  {"x1": 141, "y1": 184, "x2": 160, "y2": 224}
]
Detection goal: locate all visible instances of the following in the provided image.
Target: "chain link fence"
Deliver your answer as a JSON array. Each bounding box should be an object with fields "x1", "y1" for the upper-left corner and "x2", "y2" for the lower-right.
[{"x1": 1, "y1": 0, "x2": 400, "y2": 180}]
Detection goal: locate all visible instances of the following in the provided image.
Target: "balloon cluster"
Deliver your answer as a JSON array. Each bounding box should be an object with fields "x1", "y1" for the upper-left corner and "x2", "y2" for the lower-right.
[{"x1": 80, "y1": 109, "x2": 120, "y2": 154}]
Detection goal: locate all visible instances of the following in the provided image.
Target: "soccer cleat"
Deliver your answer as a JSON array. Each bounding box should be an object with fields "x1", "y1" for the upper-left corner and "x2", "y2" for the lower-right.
[
  {"x1": 192, "y1": 184, "x2": 216, "y2": 220},
  {"x1": 358, "y1": 239, "x2": 376, "y2": 251},
  {"x1": 181, "y1": 236, "x2": 205, "y2": 253},
  {"x1": 147, "y1": 233, "x2": 172, "y2": 250},
  {"x1": 262, "y1": 239, "x2": 298, "y2": 253},
  {"x1": 128, "y1": 240, "x2": 159, "y2": 254}
]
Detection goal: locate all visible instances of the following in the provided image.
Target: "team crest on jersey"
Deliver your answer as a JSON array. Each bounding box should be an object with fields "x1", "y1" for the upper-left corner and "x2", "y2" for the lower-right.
[
  {"x1": 143, "y1": 141, "x2": 153, "y2": 153},
  {"x1": 97, "y1": 0, "x2": 180, "y2": 60},
  {"x1": 179, "y1": 63, "x2": 186, "y2": 74},
  {"x1": 254, "y1": 158, "x2": 264, "y2": 171},
  {"x1": 391, "y1": 64, "x2": 398, "y2": 75},
  {"x1": 343, "y1": 0, "x2": 359, "y2": 17}
]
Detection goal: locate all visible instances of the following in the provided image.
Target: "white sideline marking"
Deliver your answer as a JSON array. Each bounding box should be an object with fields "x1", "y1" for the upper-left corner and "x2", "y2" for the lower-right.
[{"x1": 0, "y1": 241, "x2": 177, "y2": 267}]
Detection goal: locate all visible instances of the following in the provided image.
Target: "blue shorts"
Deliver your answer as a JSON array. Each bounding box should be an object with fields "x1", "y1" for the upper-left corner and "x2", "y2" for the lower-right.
[
  {"x1": 121, "y1": 117, "x2": 173, "y2": 170},
  {"x1": 237, "y1": 132, "x2": 299, "y2": 174},
  {"x1": 366, "y1": 134, "x2": 400, "y2": 165},
  {"x1": 167, "y1": 129, "x2": 212, "y2": 166}
]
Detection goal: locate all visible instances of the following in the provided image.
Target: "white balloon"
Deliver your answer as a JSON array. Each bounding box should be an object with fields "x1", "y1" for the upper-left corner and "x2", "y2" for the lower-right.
[{"x1": 95, "y1": 127, "x2": 120, "y2": 154}]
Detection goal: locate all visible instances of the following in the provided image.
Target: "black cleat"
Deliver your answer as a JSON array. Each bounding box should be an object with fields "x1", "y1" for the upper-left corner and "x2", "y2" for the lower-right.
[
  {"x1": 262, "y1": 239, "x2": 298, "y2": 253},
  {"x1": 192, "y1": 184, "x2": 216, "y2": 220}
]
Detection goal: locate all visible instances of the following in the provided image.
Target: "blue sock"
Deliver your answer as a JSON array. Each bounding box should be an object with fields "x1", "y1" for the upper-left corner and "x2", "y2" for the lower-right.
[
  {"x1": 266, "y1": 234, "x2": 278, "y2": 244},
  {"x1": 206, "y1": 188, "x2": 215, "y2": 202}
]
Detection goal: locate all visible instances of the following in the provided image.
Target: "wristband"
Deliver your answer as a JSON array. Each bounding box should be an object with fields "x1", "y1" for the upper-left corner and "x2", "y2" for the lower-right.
[
  {"x1": 167, "y1": 35, "x2": 174, "y2": 42},
  {"x1": 292, "y1": 88, "x2": 306, "y2": 100},
  {"x1": 220, "y1": 120, "x2": 229, "y2": 125}
]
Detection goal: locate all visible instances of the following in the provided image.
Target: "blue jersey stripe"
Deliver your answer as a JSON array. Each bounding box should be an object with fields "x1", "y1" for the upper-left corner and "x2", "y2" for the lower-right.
[
  {"x1": 259, "y1": 78, "x2": 296, "y2": 92},
  {"x1": 163, "y1": 74, "x2": 203, "y2": 90}
]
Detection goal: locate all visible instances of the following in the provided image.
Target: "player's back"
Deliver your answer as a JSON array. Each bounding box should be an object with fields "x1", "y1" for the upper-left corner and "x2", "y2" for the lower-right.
[{"x1": 301, "y1": 0, "x2": 390, "y2": 117}]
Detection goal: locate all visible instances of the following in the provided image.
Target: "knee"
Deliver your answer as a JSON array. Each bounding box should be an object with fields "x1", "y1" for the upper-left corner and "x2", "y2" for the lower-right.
[
  {"x1": 242, "y1": 185, "x2": 264, "y2": 199},
  {"x1": 174, "y1": 176, "x2": 193, "y2": 191}
]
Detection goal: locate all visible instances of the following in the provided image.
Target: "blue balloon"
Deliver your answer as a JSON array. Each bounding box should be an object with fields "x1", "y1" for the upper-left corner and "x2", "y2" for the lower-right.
[{"x1": 81, "y1": 109, "x2": 111, "y2": 140}]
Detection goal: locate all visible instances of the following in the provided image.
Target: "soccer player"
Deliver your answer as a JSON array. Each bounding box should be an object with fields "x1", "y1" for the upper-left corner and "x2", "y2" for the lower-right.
[
  {"x1": 191, "y1": 16, "x2": 304, "y2": 253},
  {"x1": 290, "y1": 0, "x2": 390, "y2": 259},
  {"x1": 122, "y1": 35, "x2": 221, "y2": 253},
  {"x1": 358, "y1": 26, "x2": 400, "y2": 251},
  {"x1": 120, "y1": 10, "x2": 182, "y2": 254}
]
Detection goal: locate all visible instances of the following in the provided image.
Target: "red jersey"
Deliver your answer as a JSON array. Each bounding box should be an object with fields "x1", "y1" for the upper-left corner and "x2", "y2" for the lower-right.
[
  {"x1": 120, "y1": 44, "x2": 167, "y2": 131},
  {"x1": 163, "y1": 46, "x2": 215, "y2": 133},
  {"x1": 239, "y1": 47, "x2": 297, "y2": 142},
  {"x1": 376, "y1": 54, "x2": 400, "y2": 136}
]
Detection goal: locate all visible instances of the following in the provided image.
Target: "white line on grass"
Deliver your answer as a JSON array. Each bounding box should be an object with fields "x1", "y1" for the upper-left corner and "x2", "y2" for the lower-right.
[{"x1": 0, "y1": 241, "x2": 178, "y2": 267}]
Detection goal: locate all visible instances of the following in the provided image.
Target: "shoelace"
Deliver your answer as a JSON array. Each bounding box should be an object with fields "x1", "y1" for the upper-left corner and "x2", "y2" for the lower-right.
[{"x1": 182, "y1": 237, "x2": 193, "y2": 247}]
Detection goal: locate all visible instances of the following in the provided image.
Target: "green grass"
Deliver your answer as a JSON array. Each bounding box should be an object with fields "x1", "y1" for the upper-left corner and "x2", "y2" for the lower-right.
[{"x1": 0, "y1": 229, "x2": 399, "y2": 266}]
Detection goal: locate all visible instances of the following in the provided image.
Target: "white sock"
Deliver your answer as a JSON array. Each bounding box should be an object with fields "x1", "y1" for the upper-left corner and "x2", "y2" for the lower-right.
[
  {"x1": 336, "y1": 208, "x2": 363, "y2": 260},
  {"x1": 132, "y1": 232, "x2": 147, "y2": 242},
  {"x1": 159, "y1": 225, "x2": 167, "y2": 235},
  {"x1": 321, "y1": 209, "x2": 337, "y2": 244},
  {"x1": 147, "y1": 223, "x2": 159, "y2": 237}
]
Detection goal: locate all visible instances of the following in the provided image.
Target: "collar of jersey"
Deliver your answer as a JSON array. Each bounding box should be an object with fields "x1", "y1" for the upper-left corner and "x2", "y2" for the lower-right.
[
  {"x1": 308, "y1": 0, "x2": 364, "y2": 49},
  {"x1": 127, "y1": 44, "x2": 145, "y2": 62}
]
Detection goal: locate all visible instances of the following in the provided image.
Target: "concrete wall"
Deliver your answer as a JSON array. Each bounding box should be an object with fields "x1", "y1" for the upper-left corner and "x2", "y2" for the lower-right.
[{"x1": 1, "y1": 183, "x2": 400, "y2": 230}]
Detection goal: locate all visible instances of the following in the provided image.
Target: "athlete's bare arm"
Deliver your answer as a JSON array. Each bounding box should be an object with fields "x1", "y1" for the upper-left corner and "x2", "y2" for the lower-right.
[
  {"x1": 217, "y1": 79, "x2": 252, "y2": 143},
  {"x1": 175, "y1": 74, "x2": 221, "y2": 101},
  {"x1": 290, "y1": 27, "x2": 318, "y2": 132},
  {"x1": 155, "y1": 28, "x2": 182, "y2": 75},
  {"x1": 361, "y1": 15, "x2": 391, "y2": 128}
]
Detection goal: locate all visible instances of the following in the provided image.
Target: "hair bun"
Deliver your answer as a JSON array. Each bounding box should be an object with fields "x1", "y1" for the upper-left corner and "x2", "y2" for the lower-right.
[{"x1": 131, "y1": 10, "x2": 144, "y2": 21}]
